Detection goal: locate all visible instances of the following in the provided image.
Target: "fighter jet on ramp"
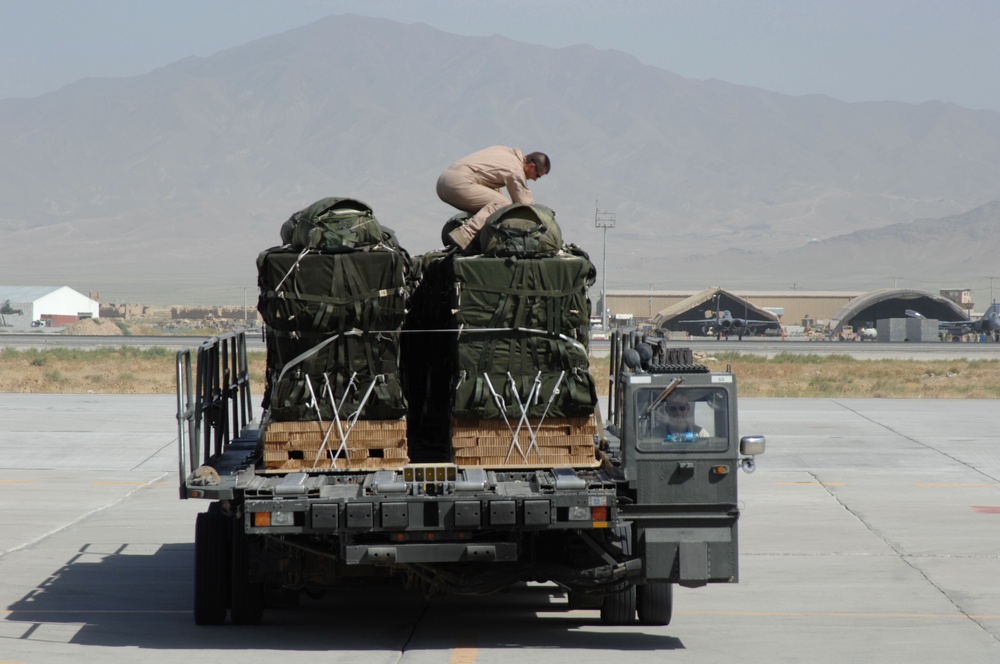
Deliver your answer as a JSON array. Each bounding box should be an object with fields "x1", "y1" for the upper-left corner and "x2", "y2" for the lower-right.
[
  {"x1": 678, "y1": 294, "x2": 778, "y2": 340},
  {"x1": 905, "y1": 302, "x2": 1000, "y2": 340}
]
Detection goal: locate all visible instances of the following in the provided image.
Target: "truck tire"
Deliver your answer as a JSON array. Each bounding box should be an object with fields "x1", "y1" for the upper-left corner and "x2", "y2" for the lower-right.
[
  {"x1": 230, "y1": 515, "x2": 264, "y2": 625},
  {"x1": 600, "y1": 525, "x2": 636, "y2": 625},
  {"x1": 194, "y1": 504, "x2": 229, "y2": 625},
  {"x1": 600, "y1": 584, "x2": 636, "y2": 625},
  {"x1": 637, "y1": 582, "x2": 673, "y2": 625}
]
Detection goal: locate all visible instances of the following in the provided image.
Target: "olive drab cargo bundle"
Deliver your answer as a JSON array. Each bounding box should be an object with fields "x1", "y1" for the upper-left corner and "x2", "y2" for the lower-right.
[
  {"x1": 279, "y1": 197, "x2": 398, "y2": 253},
  {"x1": 263, "y1": 329, "x2": 406, "y2": 422},
  {"x1": 448, "y1": 252, "x2": 597, "y2": 419},
  {"x1": 402, "y1": 252, "x2": 598, "y2": 429},
  {"x1": 257, "y1": 247, "x2": 411, "y2": 334},
  {"x1": 478, "y1": 203, "x2": 563, "y2": 258},
  {"x1": 450, "y1": 251, "x2": 594, "y2": 342},
  {"x1": 259, "y1": 198, "x2": 416, "y2": 424}
]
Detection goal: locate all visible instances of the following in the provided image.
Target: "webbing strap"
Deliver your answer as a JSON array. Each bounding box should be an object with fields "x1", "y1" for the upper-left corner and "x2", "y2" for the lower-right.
[
  {"x1": 264, "y1": 288, "x2": 394, "y2": 306},
  {"x1": 275, "y1": 330, "x2": 361, "y2": 386},
  {"x1": 459, "y1": 283, "x2": 575, "y2": 297}
]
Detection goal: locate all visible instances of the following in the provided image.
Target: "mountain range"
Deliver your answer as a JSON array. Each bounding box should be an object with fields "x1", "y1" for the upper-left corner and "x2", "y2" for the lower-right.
[{"x1": 1, "y1": 13, "x2": 998, "y2": 306}]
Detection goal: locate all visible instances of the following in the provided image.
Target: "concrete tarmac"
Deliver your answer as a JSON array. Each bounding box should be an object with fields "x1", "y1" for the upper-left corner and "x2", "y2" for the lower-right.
[{"x1": 0, "y1": 394, "x2": 998, "y2": 663}]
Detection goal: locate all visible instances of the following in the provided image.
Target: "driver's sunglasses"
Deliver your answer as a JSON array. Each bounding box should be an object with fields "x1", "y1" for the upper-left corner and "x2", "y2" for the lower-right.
[{"x1": 668, "y1": 405, "x2": 689, "y2": 413}]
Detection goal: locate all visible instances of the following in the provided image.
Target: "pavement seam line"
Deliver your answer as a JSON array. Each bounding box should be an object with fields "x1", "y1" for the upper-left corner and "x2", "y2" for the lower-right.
[
  {"x1": 0, "y1": 471, "x2": 172, "y2": 558},
  {"x1": 832, "y1": 399, "x2": 1000, "y2": 483},
  {"x1": 131, "y1": 439, "x2": 176, "y2": 471},
  {"x1": 395, "y1": 595, "x2": 433, "y2": 661},
  {"x1": 809, "y1": 468, "x2": 1000, "y2": 646}
]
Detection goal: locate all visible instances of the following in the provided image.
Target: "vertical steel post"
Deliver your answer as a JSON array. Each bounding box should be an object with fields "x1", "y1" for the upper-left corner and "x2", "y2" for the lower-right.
[{"x1": 595, "y1": 203, "x2": 616, "y2": 332}]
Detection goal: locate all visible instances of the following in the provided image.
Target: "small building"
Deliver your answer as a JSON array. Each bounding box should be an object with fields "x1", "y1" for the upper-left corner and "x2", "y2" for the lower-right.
[{"x1": 0, "y1": 286, "x2": 100, "y2": 328}]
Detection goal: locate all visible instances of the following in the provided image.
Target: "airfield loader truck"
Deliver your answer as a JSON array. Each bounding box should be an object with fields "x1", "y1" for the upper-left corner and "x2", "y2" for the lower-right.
[
  {"x1": 176, "y1": 327, "x2": 764, "y2": 626},
  {"x1": 175, "y1": 198, "x2": 764, "y2": 627}
]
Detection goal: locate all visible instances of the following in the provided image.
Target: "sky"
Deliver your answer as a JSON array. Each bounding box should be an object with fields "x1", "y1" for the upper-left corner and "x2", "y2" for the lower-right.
[{"x1": 2, "y1": 0, "x2": 1000, "y2": 112}]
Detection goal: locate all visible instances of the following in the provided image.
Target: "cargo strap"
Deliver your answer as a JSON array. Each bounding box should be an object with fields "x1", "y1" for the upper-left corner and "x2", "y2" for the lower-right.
[
  {"x1": 482, "y1": 373, "x2": 526, "y2": 463},
  {"x1": 470, "y1": 259, "x2": 566, "y2": 337},
  {"x1": 481, "y1": 370, "x2": 566, "y2": 463},
  {"x1": 504, "y1": 371, "x2": 542, "y2": 463},
  {"x1": 303, "y1": 370, "x2": 386, "y2": 469},
  {"x1": 275, "y1": 330, "x2": 362, "y2": 386},
  {"x1": 265, "y1": 249, "x2": 404, "y2": 331},
  {"x1": 460, "y1": 326, "x2": 586, "y2": 414}
]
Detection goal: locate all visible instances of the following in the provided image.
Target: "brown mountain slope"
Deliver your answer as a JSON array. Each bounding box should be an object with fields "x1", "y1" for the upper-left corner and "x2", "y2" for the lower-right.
[{"x1": 1, "y1": 14, "x2": 998, "y2": 303}]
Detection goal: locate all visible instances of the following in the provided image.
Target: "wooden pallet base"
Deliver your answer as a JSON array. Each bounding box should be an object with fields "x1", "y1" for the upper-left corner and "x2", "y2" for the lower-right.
[
  {"x1": 451, "y1": 415, "x2": 599, "y2": 468},
  {"x1": 260, "y1": 418, "x2": 409, "y2": 472}
]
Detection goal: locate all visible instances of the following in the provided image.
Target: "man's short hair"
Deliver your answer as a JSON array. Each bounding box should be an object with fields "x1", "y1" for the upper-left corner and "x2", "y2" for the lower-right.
[{"x1": 525, "y1": 151, "x2": 550, "y2": 175}]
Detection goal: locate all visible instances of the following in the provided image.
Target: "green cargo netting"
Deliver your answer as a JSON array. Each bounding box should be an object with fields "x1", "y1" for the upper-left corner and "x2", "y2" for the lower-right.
[
  {"x1": 452, "y1": 254, "x2": 594, "y2": 343},
  {"x1": 257, "y1": 247, "x2": 412, "y2": 335},
  {"x1": 264, "y1": 330, "x2": 406, "y2": 421}
]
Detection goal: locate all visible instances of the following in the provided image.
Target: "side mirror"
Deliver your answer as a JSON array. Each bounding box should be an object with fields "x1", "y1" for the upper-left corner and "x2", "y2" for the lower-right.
[{"x1": 740, "y1": 435, "x2": 766, "y2": 457}]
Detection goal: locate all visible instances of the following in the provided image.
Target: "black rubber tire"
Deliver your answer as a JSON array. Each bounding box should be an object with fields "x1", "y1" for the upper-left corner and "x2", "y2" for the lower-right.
[
  {"x1": 600, "y1": 525, "x2": 636, "y2": 625},
  {"x1": 194, "y1": 505, "x2": 229, "y2": 625},
  {"x1": 637, "y1": 582, "x2": 674, "y2": 626},
  {"x1": 230, "y1": 515, "x2": 264, "y2": 625},
  {"x1": 600, "y1": 584, "x2": 636, "y2": 625}
]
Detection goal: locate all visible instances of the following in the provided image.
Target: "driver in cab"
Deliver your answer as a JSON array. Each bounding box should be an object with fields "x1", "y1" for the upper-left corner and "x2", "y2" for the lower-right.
[{"x1": 658, "y1": 393, "x2": 709, "y2": 442}]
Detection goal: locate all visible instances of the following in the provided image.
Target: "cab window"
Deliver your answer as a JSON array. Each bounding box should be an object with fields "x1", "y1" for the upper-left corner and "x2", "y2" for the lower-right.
[{"x1": 634, "y1": 387, "x2": 730, "y2": 452}]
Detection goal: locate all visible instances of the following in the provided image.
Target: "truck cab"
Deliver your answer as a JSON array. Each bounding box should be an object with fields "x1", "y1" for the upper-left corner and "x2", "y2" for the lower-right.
[{"x1": 604, "y1": 333, "x2": 765, "y2": 598}]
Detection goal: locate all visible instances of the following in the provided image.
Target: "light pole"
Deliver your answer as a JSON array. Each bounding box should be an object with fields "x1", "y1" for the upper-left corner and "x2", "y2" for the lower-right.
[{"x1": 595, "y1": 202, "x2": 616, "y2": 331}]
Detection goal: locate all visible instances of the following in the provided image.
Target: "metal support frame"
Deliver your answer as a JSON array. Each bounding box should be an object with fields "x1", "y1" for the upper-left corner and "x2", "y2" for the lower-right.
[{"x1": 176, "y1": 330, "x2": 254, "y2": 498}]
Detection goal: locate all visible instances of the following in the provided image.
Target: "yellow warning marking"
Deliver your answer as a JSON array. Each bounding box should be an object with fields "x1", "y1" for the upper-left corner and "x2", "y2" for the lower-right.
[{"x1": 450, "y1": 647, "x2": 478, "y2": 664}]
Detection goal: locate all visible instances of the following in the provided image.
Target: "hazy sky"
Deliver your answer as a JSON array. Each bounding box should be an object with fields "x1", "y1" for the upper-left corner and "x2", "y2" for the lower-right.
[{"x1": 2, "y1": 0, "x2": 999, "y2": 112}]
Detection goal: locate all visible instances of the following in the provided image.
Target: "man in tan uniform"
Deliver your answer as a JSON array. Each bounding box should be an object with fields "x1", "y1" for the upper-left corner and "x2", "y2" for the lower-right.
[{"x1": 436, "y1": 146, "x2": 550, "y2": 249}]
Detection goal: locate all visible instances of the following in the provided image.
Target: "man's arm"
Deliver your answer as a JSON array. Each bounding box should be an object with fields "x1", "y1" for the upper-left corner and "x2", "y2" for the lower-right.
[{"x1": 504, "y1": 171, "x2": 534, "y2": 205}]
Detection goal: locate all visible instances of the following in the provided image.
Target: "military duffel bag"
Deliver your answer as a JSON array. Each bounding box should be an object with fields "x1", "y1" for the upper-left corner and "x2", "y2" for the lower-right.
[
  {"x1": 279, "y1": 197, "x2": 398, "y2": 252},
  {"x1": 478, "y1": 203, "x2": 563, "y2": 258}
]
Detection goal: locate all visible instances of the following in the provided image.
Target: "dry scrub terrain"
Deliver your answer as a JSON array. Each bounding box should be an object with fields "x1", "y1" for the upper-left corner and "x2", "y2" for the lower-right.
[{"x1": 0, "y1": 348, "x2": 998, "y2": 399}]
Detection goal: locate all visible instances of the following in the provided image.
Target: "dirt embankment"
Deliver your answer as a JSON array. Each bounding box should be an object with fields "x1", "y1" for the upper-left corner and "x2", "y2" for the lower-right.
[{"x1": 60, "y1": 319, "x2": 124, "y2": 335}]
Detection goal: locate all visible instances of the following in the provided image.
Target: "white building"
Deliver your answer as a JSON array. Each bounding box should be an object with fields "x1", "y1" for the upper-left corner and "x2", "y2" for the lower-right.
[{"x1": 0, "y1": 286, "x2": 100, "y2": 328}]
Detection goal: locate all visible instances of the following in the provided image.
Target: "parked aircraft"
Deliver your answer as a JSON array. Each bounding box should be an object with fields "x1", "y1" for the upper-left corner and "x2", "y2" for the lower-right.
[
  {"x1": 905, "y1": 302, "x2": 1000, "y2": 340},
  {"x1": 678, "y1": 295, "x2": 777, "y2": 340}
]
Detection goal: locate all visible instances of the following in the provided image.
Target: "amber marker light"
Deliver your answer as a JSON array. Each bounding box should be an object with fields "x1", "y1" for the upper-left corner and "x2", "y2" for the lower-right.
[
  {"x1": 254, "y1": 512, "x2": 271, "y2": 527},
  {"x1": 711, "y1": 465, "x2": 730, "y2": 475}
]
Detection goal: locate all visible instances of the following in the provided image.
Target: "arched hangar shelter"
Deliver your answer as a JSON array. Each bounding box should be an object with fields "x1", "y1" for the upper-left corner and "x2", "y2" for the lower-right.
[
  {"x1": 831, "y1": 288, "x2": 967, "y2": 333},
  {"x1": 651, "y1": 287, "x2": 780, "y2": 337}
]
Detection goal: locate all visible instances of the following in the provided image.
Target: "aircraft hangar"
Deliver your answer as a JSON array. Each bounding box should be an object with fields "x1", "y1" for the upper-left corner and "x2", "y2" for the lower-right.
[
  {"x1": 604, "y1": 286, "x2": 974, "y2": 336},
  {"x1": 649, "y1": 287, "x2": 781, "y2": 335},
  {"x1": 828, "y1": 288, "x2": 967, "y2": 333}
]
